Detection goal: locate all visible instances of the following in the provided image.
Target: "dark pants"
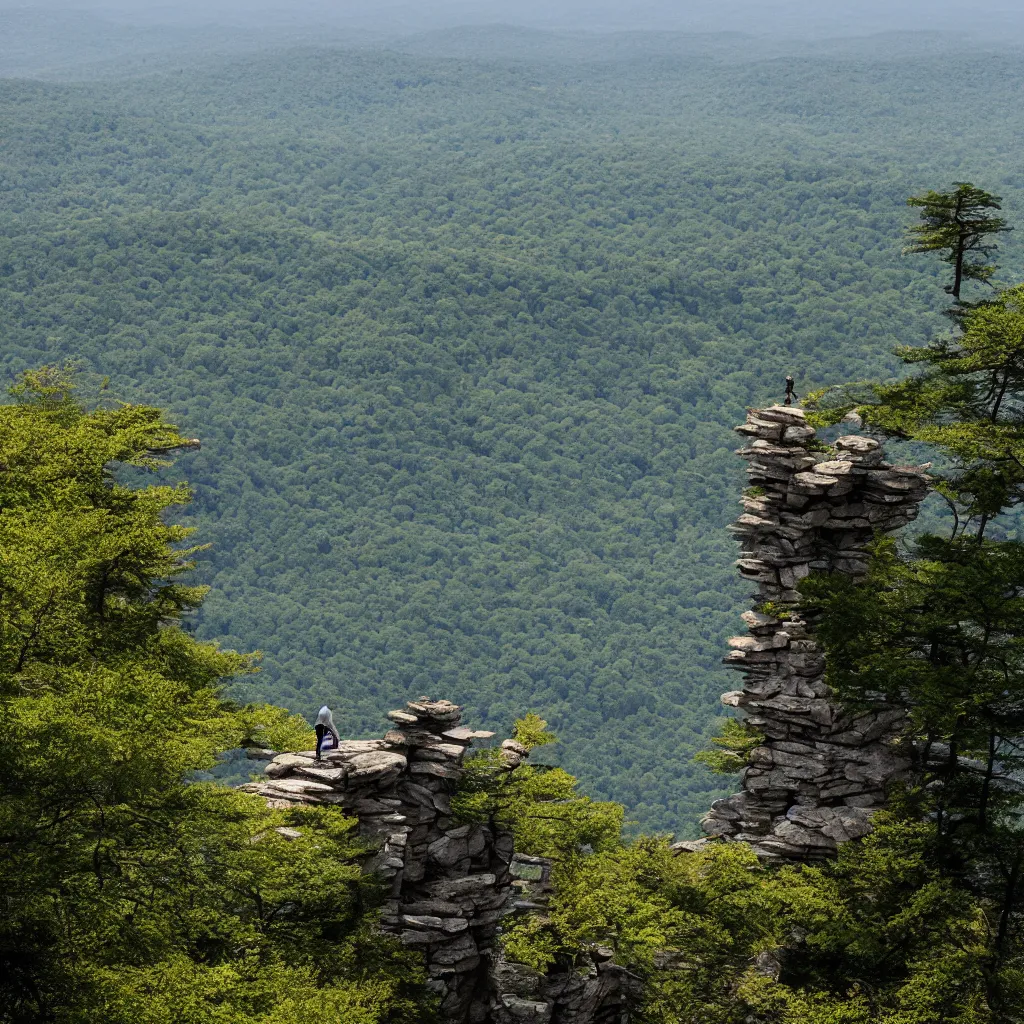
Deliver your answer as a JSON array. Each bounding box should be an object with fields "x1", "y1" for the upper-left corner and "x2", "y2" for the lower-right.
[{"x1": 315, "y1": 725, "x2": 339, "y2": 759}]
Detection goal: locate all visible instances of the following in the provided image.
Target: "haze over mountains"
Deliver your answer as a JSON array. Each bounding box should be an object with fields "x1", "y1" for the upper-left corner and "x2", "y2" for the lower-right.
[
  {"x1": 6, "y1": 0, "x2": 1024, "y2": 37},
  {"x1": 2, "y1": 0, "x2": 1024, "y2": 80}
]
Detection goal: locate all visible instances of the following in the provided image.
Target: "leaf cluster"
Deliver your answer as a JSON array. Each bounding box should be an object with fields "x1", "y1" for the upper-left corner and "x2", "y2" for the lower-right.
[
  {"x1": 694, "y1": 718, "x2": 766, "y2": 775},
  {"x1": 453, "y1": 715, "x2": 624, "y2": 858}
]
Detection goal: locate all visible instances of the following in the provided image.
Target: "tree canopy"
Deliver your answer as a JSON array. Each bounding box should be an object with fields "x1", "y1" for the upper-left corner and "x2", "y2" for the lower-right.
[
  {"x1": 904, "y1": 182, "x2": 1011, "y2": 302},
  {"x1": 2, "y1": 30, "x2": 1023, "y2": 834},
  {"x1": 0, "y1": 371, "x2": 430, "y2": 1023}
]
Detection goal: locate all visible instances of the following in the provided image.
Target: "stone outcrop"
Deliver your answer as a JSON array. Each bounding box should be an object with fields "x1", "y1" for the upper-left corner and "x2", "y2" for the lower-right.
[
  {"x1": 492, "y1": 951, "x2": 640, "y2": 1024},
  {"x1": 245, "y1": 699, "x2": 635, "y2": 1023},
  {"x1": 247, "y1": 699, "x2": 511, "y2": 1022},
  {"x1": 239, "y1": 404, "x2": 933, "y2": 1017},
  {"x1": 701, "y1": 405, "x2": 930, "y2": 860}
]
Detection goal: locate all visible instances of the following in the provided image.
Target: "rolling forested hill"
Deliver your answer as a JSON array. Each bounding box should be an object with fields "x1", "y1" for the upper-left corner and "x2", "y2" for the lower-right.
[{"x1": 2, "y1": 29, "x2": 1023, "y2": 833}]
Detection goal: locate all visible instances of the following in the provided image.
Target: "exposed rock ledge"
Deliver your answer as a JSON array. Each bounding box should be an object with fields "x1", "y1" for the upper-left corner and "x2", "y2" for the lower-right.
[
  {"x1": 241, "y1": 698, "x2": 637, "y2": 1023},
  {"x1": 701, "y1": 406, "x2": 930, "y2": 860}
]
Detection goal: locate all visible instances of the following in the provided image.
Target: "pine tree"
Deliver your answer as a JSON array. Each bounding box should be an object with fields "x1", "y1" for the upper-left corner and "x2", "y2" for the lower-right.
[
  {"x1": 804, "y1": 191, "x2": 1024, "y2": 1017},
  {"x1": 904, "y1": 182, "x2": 1011, "y2": 303},
  {"x1": 0, "y1": 368, "x2": 430, "y2": 1023}
]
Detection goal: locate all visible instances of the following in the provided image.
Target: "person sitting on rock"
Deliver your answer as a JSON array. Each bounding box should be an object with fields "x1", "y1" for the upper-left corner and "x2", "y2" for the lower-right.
[{"x1": 314, "y1": 705, "x2": 341, "y2": 762}]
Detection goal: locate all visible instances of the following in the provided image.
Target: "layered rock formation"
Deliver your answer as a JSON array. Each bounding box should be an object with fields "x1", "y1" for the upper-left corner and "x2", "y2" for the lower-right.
[
  {"x1": 492, "y1": 951, "x2": 640, "y2": 1024},
  {"x1": 247, "y1": 699, "x2": 511, "y2": 1022},
  {"x1": 701, "y1": 405, "x2": 930, "y2": 860},
  {"x1": 246, "y1": 699, "x2": 634, "y2": 1023},
  {"x1": 240, "y1": 403, "x2": 932, "y2": 1018}
]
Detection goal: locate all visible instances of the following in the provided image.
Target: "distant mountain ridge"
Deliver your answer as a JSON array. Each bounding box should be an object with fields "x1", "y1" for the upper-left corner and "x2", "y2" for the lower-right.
[{"x1": 1, "y1": 5, "x2": 1019, "y2": 81}]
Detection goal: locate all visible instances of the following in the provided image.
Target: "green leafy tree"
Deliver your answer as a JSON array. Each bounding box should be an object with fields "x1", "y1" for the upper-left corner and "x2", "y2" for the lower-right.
[
  {"x1": 0, "y1": 368, "x2": 431, "y2": 1023},
  {"x1": 904, "y1": 182, "x2": 1011, "y2": 303},
  {"x1": 805, "y1": 192, "x2": 1024, "y2": 1017},
  {"x1": 453, "y1": 715, "x2": 623, "y2": 857}
]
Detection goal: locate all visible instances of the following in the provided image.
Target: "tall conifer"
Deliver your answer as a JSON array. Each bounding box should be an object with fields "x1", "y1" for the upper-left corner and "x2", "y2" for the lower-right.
[
  {"x1": 806, "y1": 186, "x2": 1024, "y2": 1015},
  {"x1": 904, "y1": 182, "x2": 1011, "y2": 303}
]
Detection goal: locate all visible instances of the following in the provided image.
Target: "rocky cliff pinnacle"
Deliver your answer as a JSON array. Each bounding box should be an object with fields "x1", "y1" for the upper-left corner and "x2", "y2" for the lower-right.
[
  {"x1": 242, "y1": 699, "x2": 635, "y2": 1022},
  {"x1": 238, "y1": 405, "x2": 932, "y2": 1020},
  {"x1": 701, "y1": 405, "x2": 930, "y2": 860}
]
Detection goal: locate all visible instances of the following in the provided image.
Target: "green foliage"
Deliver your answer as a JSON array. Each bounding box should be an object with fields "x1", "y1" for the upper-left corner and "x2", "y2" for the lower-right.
[
  {"x1": 453, "y1": 718, "x2": 624, "y2": 858},
  {"x1": 905, "y1": 182, "x2": 1011, "y2": 301},
  {"x1": 500, "y1": 818, "x2": 1001, "y2": 1024},
  {"x1": 0, "y1": 376, "x2": 432, "y2": 1022},
  {"x1": 504, "y1": 837, "x2": 691, "y2": 976},
  {"x1": 802, "y1": 536, "x2": 1024, "y2": 981},
  {"x1": 694, "y1": 718, "x2": 765, "y2": 774},
  {"x1": 756, "y1": 601, "x2": 793, "y2": 621},
  {"x1": 39, "y1": 793, "x2": 432, "y2": 1024},
  {"x1": 235, "y1": 702, "x2": 317, "y2": 752},
  {"x1": 804, "y1": 536, "x2": 1024, "y2": 743},
  {"x1": 513, "y1": 712, "x2": 558, "y2": 752}
]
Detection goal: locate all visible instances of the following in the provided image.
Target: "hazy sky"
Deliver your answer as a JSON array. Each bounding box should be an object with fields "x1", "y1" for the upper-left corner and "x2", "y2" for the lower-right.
[{"x1": 5, "y1": 0, "x2": 1024, "y2": 40}]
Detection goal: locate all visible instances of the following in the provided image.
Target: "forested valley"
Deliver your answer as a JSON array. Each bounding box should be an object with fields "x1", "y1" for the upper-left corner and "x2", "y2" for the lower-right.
[
  {"x1": 2, "y1": 24, "x2": 1024, "y2": 833},
  {"x1": 5, "y1": 13, "x2": 1024, "y2": 1023}
]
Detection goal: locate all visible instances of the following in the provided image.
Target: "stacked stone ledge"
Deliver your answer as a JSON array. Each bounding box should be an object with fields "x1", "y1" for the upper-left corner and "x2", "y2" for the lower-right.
[
  {"x1": 701, "y1": 405, "x2": 930, "y2": 861},
  {"x1": 242, "y1": 700, "x2": 631, "y2": 1023},
  {"x1": 244, "y1": 698, "x2": 514, "y2": 1022}
]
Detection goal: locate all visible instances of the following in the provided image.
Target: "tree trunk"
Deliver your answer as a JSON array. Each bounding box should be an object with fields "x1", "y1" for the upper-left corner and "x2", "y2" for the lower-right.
[
  {"x1": 978, "y1": 729, "x2": 997, "y2": 832},
  {"x1": 952, "y1": 194, "x2": 966, "y2": 300},
  {"x1": 996, "y1": 853, "x2": 1022, "y2": 953}
]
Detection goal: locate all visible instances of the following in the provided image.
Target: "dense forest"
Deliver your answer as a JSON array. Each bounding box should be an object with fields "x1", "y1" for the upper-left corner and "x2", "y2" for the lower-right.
[
  {"x1": 4, "y1": 329, "x2": 1022, "y2": 1019},
  {"x1": 3, "y1": 27, "x2": 1024, "y2": 832},
  {"x1": 4, "y1": 19, "x2": 1024, "y2": 1022}
]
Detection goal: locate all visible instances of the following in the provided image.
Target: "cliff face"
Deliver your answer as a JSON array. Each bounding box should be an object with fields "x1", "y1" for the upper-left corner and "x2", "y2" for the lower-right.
[
  {"x1": 701, "y1": 405, "x2": 930, "y2": 860},
  {"x1": 245, "y1": 699, "x2": 636, "y2": 1023}
]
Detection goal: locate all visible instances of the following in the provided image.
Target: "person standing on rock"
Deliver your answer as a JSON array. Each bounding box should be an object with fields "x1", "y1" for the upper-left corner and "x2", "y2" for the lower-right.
[
  {"x1": 314, "y1": 705, "x2": 341, "y2": 762},
  {"x1": 784, "y1": 375, "x2": 798, "y2": 406}
]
